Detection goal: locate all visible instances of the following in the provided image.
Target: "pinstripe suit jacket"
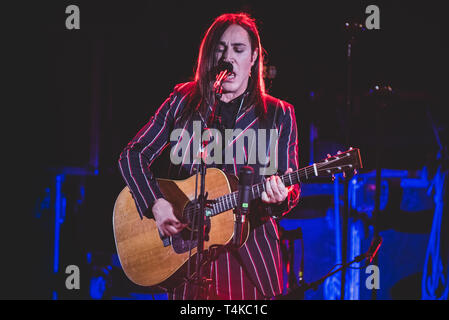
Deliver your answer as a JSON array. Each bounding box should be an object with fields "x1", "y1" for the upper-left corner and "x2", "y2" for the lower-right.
[{"x1": 118, "y1": 81, "x2": 300, "y2": 299}]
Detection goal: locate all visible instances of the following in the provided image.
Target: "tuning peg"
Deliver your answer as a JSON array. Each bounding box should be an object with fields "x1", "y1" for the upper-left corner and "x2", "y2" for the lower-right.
[
  {"x1": 337, "y1": 150, "x2": 342, "y2": 154},
  {"x1": 331, "y1": 175, "x2": 335, "y2": 182},
  {"x1": 342, "y1": 171, "x2": 346, "y2": 178},
  {"x1": 327, "y1": 153, "x2": 332, "y2": 158},
  {"x1": 353, "y1": 169, "x2": 358, "y2": 175},
  {"x1": 349, "y1": 147, "x2": 353, "y2": 150}
]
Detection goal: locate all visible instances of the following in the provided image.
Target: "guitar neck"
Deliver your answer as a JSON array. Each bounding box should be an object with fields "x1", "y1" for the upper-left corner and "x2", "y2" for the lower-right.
[{"x1": 210, "y1": 164, "x2": 319, "y2": 216}]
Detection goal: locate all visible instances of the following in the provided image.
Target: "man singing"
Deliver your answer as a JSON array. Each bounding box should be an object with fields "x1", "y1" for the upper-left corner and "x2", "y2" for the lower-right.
[{"x1": 118, "y1": 12, "x2": 300, "y2": 300}]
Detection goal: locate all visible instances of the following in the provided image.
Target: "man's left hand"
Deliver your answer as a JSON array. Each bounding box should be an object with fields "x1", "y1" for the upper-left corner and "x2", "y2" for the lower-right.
[{"x1": 260, "y1": 168, "x2": 292, "y2": 204}]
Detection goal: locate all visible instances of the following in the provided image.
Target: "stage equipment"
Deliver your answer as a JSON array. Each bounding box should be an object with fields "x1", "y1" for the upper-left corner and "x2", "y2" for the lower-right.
[
  {"x1": 279, "y1": 226, "x2": 305, "y2": 299},
  {"x1": 340, "y1": 19, "x2": 365, "y2": 299}
]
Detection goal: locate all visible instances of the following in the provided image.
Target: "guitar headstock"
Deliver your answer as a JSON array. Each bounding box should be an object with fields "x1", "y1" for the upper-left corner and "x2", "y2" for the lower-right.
[{"x1": 317, "y1": 147, "x2": 363, "y2": 178}]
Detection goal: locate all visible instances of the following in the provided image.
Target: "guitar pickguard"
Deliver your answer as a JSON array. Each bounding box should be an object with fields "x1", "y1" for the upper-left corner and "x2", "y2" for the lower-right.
[{"x1": 171, "y1": 219, "x2": 211, "y2": 254}]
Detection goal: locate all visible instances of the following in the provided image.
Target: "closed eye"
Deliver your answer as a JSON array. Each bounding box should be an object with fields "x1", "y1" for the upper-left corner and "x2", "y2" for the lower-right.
[{"x1": 217, "y1": 42, "x2": 248, "y2": 53}]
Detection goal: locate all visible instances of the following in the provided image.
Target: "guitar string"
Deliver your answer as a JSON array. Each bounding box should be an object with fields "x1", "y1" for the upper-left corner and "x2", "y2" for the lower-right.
[
  {"x1": 213, "y1": 153, "x2": 354, "y2": 204},
  {"x1": 183, "y1": 154, "x2": 357, "y2": 216},
  {"x1": 184, "y1": 161, "x2": 356, "y2": 218},
  {"x1": 182, "y1": 153, "x2": 357, "y2": 217},
  {"x1": 212, "y1": 163, "x2": 354, "y2": 213}
]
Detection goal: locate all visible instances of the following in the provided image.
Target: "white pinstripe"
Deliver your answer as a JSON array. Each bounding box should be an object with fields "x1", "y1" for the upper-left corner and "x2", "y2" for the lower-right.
[
  {"x1": 262, "y1": 224, "x2": 282, "y2": 294},
  {"x1": 252, "y1": 227, "x2": 276, "y2": 297},
  {"x1": 243, "y1": 243, "x2": 266, "y2": 297}
]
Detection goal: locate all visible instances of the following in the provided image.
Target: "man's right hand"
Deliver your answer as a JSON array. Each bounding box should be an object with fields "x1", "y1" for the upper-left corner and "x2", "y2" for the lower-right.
[{"x1": 152, "y1": 198, "x2": 187, "y2": 237}]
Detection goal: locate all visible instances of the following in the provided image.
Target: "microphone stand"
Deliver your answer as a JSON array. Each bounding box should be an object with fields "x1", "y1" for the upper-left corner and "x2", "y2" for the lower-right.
[
  {"x1": 191, "y1": 74, "x2": 229, "y2": 299},
  {"x1": 298, "y1": 252, "x2": 370, "y2": 295},
  {"x1": 340, "y1": 20, "x2": 364, "y2": 300},
  {"x1": 371, "y1": 84, "x2": 392, "y2": 300},
  {"x1": 277, "y1": 235, "x2": 382, "y2": 300},
  {"x1": 192, "y1": 145, "x2": 209, "y2": 300}
]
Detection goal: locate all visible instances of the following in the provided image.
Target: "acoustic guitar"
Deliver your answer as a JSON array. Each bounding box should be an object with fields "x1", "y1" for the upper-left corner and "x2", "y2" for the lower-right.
[{"x1": 113, "y1": 148, "x2": 362, "y2": 288}]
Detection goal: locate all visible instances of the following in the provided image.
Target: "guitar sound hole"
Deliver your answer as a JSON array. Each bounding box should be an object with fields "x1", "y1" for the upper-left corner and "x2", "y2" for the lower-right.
[
  {"x1": 171, "y1": 212, "x2": 211, "y2": 254},
  {"x1": 184, "y1": 202, "x2": 210, "y2": 230},
  {"x1": 182, "y1": 202, "x2": 211, "y2": 236}
]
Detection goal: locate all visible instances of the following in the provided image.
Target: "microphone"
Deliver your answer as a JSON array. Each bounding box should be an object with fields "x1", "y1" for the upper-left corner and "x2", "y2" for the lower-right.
[
  {"x1": 213, "y1": 61, "x2": 233, "y2": 99},
  {"x1": 232, "y1": 166, "x2": 254, "y2": 247}
]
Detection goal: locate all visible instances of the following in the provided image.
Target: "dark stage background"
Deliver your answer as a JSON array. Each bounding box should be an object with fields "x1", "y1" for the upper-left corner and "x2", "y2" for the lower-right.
[{"x1": 5, "y1": 0, "x2": 448, "y2": 300}]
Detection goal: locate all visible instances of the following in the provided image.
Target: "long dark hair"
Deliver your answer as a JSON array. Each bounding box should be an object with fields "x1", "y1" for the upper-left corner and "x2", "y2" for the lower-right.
[{"x1": 181, "y1": 13, "x2": 267, "y2": 124}]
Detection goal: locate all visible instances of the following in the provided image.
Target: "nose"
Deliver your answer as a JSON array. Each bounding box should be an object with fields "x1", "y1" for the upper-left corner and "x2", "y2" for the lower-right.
[{"x1": 222, "y1": 47, "x2": 234, "y2": 63}]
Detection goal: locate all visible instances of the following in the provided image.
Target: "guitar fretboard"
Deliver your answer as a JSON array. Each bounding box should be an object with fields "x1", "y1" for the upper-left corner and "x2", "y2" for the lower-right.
[
  {"x1": 209, "y1": 164, "x2": 319, "y2": 216},
  {"x1": 183, "y1": 148, "x2": 360, "y2": 224}
]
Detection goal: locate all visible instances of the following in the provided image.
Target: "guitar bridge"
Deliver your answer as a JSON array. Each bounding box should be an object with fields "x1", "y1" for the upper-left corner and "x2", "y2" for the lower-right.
[
  {"x1": 161, "y1": 237, "x2": 171, "y2": 247},
  {"x1": 158, "y1": 230, "x2": 172, "y2": 247}
]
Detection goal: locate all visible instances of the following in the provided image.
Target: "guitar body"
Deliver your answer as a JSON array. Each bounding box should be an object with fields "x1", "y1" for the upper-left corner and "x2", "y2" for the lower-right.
[{"x1": 113, "y1": 168, "x2": 248, "y2": 288}]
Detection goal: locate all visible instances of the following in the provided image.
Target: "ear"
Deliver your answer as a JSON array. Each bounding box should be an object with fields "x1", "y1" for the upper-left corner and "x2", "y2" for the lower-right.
[{"x1": 250, "y1": 49, "x2": 258, "y2": 67}]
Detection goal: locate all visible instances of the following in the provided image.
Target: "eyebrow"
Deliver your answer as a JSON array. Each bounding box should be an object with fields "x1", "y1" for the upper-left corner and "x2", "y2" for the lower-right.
[{"x1": 218, "y1": 41, "x2": 247, "y2": 47}]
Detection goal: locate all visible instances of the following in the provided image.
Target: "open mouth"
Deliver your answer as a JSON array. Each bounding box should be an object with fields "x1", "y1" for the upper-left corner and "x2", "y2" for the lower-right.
[{"x1": 225, "y1": 73, "x2": 236, "y2": 81}]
